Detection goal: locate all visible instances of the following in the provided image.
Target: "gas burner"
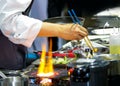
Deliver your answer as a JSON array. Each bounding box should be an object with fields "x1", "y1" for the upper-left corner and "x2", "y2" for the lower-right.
[
  {"x1": 24, "y1": 68, "x2": 68, "y2": 79},
  {"x1": 36, "y1": 71, "x2": 60, "y2": 79},
  {"x1": 22, "y1": 67, "x2": 69, "y2": 86}
]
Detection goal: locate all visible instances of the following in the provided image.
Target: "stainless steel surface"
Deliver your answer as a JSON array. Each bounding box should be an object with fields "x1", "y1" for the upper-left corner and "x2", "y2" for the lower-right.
[{"x1": 0, "y1": 76, "x2": 29, "y2": 86}]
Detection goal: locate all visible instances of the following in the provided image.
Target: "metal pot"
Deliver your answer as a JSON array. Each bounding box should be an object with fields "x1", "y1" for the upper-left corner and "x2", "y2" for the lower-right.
[
  {"x1": 67, "y1": 58, "x2": 110, "y2": 86},
  {"x1": 94, "y1": 54, "x2": 120, "y2": 86},
  {"x1": 94, "y1": 54, "x2": 120, "y2": 76},
  {"x1": 0, "y1": 76, "x2": 29, "y2": 86}
]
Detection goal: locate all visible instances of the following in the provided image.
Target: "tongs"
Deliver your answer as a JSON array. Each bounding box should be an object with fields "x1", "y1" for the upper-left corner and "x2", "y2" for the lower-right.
[{"x1": 68, "y1": 9, "x2": 96, "y2": 52}]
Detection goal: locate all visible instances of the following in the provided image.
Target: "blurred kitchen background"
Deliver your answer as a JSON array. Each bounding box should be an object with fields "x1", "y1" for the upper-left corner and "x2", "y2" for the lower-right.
[{"x1": 27, "y1": 0, "x2": 120, "y2": 56}]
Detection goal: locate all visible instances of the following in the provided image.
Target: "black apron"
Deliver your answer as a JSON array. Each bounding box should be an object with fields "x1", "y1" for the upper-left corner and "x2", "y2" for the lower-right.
[{"x1": 0, "y1": 0, "x2": 34, "y2": 70}]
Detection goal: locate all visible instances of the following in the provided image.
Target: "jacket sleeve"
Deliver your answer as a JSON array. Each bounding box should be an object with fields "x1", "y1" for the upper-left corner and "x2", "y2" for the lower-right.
[{"x1": 0, "y1": 0, "x2": 42, "y2": 47}]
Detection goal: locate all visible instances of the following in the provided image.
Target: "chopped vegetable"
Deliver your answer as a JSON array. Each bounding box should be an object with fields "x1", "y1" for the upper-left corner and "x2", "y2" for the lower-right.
[{"x1": 53, "y1": 56, "x2": 76, "y2": 64}]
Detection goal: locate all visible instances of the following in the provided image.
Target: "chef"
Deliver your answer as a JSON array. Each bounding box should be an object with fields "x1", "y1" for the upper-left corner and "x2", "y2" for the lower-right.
[{"x1": 0, "y1": 0, "x2": 88, "y2": 70}]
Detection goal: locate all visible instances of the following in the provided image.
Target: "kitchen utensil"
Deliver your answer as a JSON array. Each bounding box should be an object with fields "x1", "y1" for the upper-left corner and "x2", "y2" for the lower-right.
[
  {"x1": 0, "y1": 71, "x2": 7, "y2": 79},
  {"x1": 68, "y1": 9, "x2": 95, "y2": 53}
]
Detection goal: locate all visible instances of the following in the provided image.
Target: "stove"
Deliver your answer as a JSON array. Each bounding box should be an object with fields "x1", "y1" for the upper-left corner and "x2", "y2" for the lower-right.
[{"x1": 22, "y1": 64, "x2": 70, "y2": 86}]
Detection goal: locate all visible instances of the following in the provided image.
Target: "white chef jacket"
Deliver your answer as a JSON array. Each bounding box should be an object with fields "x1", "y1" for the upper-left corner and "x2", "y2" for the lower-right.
[{"x1": 0, "y1": 0, "x2": 42, "y2": 47}]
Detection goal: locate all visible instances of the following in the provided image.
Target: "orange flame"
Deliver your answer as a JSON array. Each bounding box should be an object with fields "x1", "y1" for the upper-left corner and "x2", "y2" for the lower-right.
[{"x1": 37, "y1": 38, "x2": 54, "y2": 77}]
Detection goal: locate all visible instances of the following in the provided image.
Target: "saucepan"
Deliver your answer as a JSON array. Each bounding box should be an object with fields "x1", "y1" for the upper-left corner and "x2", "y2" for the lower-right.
[{"x1": 0, "y1": 71, "x2": 29, "y2": 86}]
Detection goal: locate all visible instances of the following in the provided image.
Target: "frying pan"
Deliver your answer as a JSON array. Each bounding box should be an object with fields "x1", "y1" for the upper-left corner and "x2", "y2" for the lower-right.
[{"x1": 44, "y1": 16, "x2": 85, "y2": 24}]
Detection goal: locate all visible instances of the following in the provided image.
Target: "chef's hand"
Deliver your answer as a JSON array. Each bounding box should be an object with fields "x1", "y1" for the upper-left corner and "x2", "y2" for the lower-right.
[{"x1": 59, "y1": 23, "x2": 88, "y2": 40}]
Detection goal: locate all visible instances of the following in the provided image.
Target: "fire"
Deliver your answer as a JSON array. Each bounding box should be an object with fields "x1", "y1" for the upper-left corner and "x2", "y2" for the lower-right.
[
  {"x1": 37, "y1": 38, "x2": 54, "y2": 77},
  {"x1": 40, "y1": 78, "x2": 52, "y2": 86}
]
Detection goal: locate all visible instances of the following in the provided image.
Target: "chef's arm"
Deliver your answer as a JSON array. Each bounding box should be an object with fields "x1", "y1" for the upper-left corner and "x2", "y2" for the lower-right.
[{"x1": 38, "y1": 22, "x2": 88, "y2": 40}]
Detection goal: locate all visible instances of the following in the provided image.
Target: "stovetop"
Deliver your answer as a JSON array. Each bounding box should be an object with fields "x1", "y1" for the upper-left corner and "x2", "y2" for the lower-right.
[{"x1": 21, "y1": 64, "x2": 70, "y2": 86}]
